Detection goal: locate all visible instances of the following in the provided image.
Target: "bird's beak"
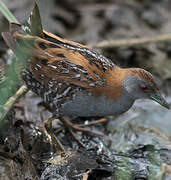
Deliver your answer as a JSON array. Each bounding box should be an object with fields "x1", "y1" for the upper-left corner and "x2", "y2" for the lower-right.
[{"x1": 150, "y1": 91, "x2": 170, "y2": 109}]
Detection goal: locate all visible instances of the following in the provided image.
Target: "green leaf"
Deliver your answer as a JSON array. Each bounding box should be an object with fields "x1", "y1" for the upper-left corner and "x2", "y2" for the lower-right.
[
  {"x1": 0, "y1": 1, "x2": 19, "y2": 23},
  {"x1": 25, "y1": 2, "x2": 44, "y2": 37}
]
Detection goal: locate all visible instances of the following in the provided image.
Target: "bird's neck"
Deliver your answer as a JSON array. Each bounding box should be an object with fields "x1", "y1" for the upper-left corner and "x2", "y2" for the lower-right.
[
  {"x1": 91, "y1": 66, "x2": 143, "y2": 102},
  {"x1": 91, "y1": 67, "x2": 129, "y2": 101}
]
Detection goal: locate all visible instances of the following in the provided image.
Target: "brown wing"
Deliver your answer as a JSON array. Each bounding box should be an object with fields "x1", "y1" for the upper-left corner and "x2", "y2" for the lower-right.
[
  {"x1": 3, "y1": 23, "x2": 115, "y2": 90},
  {"x1": 30, "y1": 39, "x2": 108, "y2": 89},
  {"x1": 11, "y1": 29, "x2": 116, "y2": 90}
]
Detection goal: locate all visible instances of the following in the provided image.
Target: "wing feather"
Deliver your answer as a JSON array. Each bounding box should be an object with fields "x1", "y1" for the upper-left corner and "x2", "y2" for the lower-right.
[{"x1": 3, "y1": 24, "x2": 116, "y2": 108}]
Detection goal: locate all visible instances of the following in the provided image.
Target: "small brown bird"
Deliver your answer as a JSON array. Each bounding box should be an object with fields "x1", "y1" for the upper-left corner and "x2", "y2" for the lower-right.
[{"x1": 2, "y1": 5, "x2": 170, "y2": 151}]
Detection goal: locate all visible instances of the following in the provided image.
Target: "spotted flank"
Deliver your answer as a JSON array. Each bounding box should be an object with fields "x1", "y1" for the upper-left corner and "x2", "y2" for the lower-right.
[{"x1": 22, "y1": 69, "x2": 81, "y2": 112}]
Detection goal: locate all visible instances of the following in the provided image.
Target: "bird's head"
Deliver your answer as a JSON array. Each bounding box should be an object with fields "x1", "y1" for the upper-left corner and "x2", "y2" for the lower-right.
[{"x1": 123, "y1": 68, "x2": 170, "y2": 109}]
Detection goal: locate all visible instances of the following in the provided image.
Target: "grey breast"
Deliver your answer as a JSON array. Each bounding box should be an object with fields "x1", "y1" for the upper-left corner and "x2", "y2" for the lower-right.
[{"x1": 59, "y1": 91, "x2": 135, "y2": 117}]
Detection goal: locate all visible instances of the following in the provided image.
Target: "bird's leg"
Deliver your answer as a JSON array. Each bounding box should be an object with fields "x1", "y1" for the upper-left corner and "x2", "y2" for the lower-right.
[
  {"x1": 59, "y1": 117, "x2": 109, "y2": 139},
  {"x1": 68, "y1": 128, "x2": 86, "y2": 148},
  {"x1": 76, "y1": 118, "x2": 108, "y2": 127},
  {"x1": 43, "y1": 116, "x2": 109, "y2": 149},
  {"x1": 55, "y1": 117, "x2": 85, "y2": 147},
  {"x1": 43, "y1": 117, "x2": 65, "y2": 152},
  {"x1": 54, "y1": 118, "x2": 108, "y2": 134}
]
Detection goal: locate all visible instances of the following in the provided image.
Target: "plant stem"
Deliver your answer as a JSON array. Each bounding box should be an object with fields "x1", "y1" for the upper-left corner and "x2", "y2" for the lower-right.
[
  {"x1": 0, "y1": 1, "x2": 19, "y2": 23},
  {"x1": 0, "y1": 2, "x2": 29, "y2": 124}
]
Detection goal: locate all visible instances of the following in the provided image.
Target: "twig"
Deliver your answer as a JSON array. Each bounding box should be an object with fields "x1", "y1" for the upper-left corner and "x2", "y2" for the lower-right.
[
  {"x1": 91, "y1": 34, "x2": 171, "y2": 48},
  {"x1": 0, "y1": 85, "x2": 28, "y2": 122}
]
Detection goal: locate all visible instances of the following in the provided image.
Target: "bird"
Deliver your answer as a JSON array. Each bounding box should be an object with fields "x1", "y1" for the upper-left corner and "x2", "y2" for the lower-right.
[{"x1": 2, "y1": 4, "x2": 170, "y2": 152}]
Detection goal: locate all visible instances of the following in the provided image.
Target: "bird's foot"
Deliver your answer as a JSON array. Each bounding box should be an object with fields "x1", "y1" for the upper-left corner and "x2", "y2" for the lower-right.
[
  {"x1": 43, "y1": 116, "x2": 109, "y2": 152},
  {"x1": 43, "y1": 117, "x2": 65, "y2": 153},
  {"x1": 59, "y1": 117, "x2": 110, "y2": 147}
]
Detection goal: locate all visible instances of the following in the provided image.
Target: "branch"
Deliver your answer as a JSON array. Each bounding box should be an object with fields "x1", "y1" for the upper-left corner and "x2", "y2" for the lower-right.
[
  {"x1": 91, "y1": 34, "x2": 171, "y2": 48},
  {"x1": 0, "y1": 85, "x2": 28, "y2": 122}
]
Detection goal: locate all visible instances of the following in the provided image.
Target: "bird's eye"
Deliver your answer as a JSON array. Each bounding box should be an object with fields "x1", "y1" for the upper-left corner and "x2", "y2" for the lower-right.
[{"x1": 140, "y1": 85, "x2": 149, "y2": 91}]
